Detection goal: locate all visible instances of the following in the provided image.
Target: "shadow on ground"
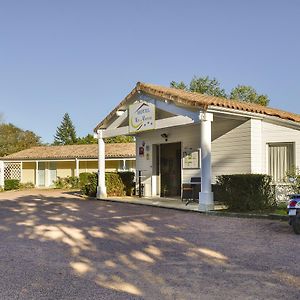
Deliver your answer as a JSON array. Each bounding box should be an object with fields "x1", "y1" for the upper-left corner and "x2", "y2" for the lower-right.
[{"x1": 0, "y1": 190, "x2": 299, "y2": 299}]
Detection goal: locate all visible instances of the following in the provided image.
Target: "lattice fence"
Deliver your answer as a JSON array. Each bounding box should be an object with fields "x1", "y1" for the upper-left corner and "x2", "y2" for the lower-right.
[{"x1": 4, "y1": 162, "x2": 22, "y2": 180}]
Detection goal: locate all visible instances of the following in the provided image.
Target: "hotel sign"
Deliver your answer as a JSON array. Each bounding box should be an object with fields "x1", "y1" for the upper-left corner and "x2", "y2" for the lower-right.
[{"x1": 129, "y1": 102, "x2": 155, "y2": 133}]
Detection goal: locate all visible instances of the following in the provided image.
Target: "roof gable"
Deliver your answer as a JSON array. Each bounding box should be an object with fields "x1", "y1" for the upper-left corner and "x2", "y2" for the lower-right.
[{"x1": 95, "y1": 82, "x2": 300, "y2": 131}]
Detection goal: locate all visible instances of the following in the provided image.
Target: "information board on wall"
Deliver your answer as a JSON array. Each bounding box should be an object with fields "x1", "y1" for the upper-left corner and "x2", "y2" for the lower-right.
[
  {"x1": 183, "y1": 148, "x2": 200, "y2": 169},
  {"x1": 129, "y1": 101, "x2": 155, "y2": 133}
]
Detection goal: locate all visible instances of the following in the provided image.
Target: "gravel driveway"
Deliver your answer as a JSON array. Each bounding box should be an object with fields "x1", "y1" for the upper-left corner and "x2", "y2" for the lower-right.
[{"x1": 0, "y1": 190, "x2": 299, "y2": 300}]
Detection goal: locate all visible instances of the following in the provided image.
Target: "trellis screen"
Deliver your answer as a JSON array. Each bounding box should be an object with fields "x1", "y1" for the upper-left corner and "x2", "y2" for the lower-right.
[{"x1": 4, "y1": 162, "x2": 22, "y2": 180}]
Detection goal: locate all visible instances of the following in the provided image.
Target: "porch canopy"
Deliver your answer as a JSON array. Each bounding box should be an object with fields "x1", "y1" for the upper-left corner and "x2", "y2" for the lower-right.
[{"x1": 94, "y1": 82, "x2": 300, "y2": 211}]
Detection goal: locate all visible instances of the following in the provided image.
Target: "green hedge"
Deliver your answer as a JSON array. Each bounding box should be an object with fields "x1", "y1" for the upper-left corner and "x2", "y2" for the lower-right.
[
  {"x1": 118, "y1": 171, "x2": 135, "y2": 196},
  {"x1": 215, "y1": 174, "x2": 276, "y2": 212},
  {"x1": 4, "y1": 179, "x2": 20, "y2": 191},
  {"x1": 80, "y1": 172, "x2": 135, "y2": 197},
  {"x1": 54, "y1": 176, "x2": 79, "y2": 189},
  {"x1": 106, "y1": 172, "x2": 125, "y2": 196},
  {"x1": 80, "y1": 173, "x2": 98, "y2": 197}
]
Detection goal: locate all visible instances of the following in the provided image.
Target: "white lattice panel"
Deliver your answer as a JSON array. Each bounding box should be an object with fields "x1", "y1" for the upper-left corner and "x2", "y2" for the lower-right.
[{"x1": 4, "y1": 162, "x2": 22, "y2": 180}]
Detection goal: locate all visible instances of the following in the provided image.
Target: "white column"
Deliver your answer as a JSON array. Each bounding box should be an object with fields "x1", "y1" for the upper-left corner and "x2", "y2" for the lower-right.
[
  {"x1": 122, "y1": 159, "x2": 126, "y2": 171},
  {"x1": 75, "y1": 158, "x2": 80, "y2": 177},
  {"x1": 20, "y1": 161, "x2": 23, "y2": 183},
  {"x1": 199, "y1": 112, "x2": 214, "y2": 211},
  {"x1": 97, "y1": 130, "x2": 107, "y2": 198},
  {"x1": 35, "y1": 161, "x2": 39, "y2": 187},
  {"x1": 0, "y1": 161, "x2": 4, "y2": 188}
]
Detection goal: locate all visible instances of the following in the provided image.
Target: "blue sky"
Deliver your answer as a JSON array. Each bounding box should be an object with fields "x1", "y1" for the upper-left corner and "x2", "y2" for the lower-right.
[{"x1": 0, "y1": 0, "x2": 299, "y2": 143}]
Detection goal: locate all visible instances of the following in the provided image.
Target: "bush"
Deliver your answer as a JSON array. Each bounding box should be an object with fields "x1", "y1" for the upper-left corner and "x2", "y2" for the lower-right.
[
  {"x1": 80, "y1": 172, "x2": 128, "y2": 197},
  {"x1": 54, "y1": 176, "x2": 79, "y2": 189},
  {"x1": 80, "y1": 173, "x2": 98, "y2": 197},
  {"x1": 4, "y1": 179, "x2": 20, "y2": 191},
  {"x1": 79, "y1": 172, "x2": 92, "y2": 188},
  {"x1": 118, "y1": 171, "x2": 135, "y2": 196},
  {"x1": 106, "y1": 172, "x2": 125, "y2": 196},
  {"x1": 215, "y1": 174, "x2": 276, "y2": 212},
  {"x1": 19, "y1": 182, "x2": 35, "y2": 189},
  {"x1": 286, "y1": 167, "x2": 300, "y2": 193}
]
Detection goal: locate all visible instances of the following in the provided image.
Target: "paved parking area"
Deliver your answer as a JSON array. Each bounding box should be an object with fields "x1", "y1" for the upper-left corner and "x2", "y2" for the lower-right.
[{"x1": 0, "y1": 190, "x2": 299, "y2": 299}]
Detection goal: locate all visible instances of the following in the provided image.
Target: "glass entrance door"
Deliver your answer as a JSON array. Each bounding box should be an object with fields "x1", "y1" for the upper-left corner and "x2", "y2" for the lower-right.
[
  {"x1": 38, "y1": 162, "x2": 46, "y2": 187},
  {"x1": 160, "y1": 142, "x2": 181, "y2": 197}
]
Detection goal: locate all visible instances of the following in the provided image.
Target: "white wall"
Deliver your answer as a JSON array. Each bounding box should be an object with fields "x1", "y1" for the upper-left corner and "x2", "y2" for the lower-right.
[
  {"x1": 136, "y1": 117, "x2": 253, "y2": 196},
  {"x1": 261, "y1": 120, "x2": 300, "y2": 174},
  {"x1": 211, "y1": 119, "x2": 252, "y2": 179}
]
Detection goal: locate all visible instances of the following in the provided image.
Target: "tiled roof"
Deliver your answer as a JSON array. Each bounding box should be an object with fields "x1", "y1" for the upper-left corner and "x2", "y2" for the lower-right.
[
  {"x1": 1, "y1": 143, "x2": 136, "y2": 160},
  {"x1": 95, "y1": 82, "x2": 300, "y2": 131}
]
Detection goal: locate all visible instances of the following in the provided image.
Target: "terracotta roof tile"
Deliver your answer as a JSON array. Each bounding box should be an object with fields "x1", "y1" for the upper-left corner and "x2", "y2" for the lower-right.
[
  {"x1": 1, "y1": 143, "x2": 136, "y2": 160},
  {"x1": 95, "y1": 82, "x2": 300, "y2": 131}
]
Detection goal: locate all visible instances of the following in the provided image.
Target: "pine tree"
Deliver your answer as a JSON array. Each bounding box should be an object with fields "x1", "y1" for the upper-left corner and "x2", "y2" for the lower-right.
[{"x1": 53, "y1": 113, "x2": 77, "y2": 145}]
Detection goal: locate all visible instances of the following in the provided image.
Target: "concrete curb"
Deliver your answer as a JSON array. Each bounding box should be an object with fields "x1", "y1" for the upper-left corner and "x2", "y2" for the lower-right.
[{"x1": 98, "y1": 197, "x2": 289, "y2": 221}]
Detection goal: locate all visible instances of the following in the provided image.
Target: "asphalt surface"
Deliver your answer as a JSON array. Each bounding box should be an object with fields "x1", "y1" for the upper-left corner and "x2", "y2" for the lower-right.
[{"x1": 0, "y1": 190, "x2": 299, "y2": 300}]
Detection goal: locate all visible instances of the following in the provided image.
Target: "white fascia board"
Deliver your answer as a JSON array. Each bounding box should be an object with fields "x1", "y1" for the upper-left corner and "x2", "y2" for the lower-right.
[
  {"x1": 102, "y1": 126, "x2": 129, "y2": 138},
  {"x1": 106, "y1": 110, "x2": 128, "y2": 130},
  {"x1": 208, "y1": 106, "x2": 300, "y2": 131}
]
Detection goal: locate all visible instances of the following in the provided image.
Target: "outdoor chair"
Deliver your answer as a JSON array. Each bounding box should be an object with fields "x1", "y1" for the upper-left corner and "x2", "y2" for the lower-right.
[{"x1": 181, "y1": 177, "x2": 201, "y2": 205}]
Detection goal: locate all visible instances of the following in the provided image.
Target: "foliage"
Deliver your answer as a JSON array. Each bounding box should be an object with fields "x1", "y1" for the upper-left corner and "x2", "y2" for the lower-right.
[
  {"x1": 230, "y1": 85, "x2": 270, "y2": 106},
  {"x1": 170, "y1": 81, "x2": 187, "y2": 90},
  {"x1": 215, "y1": 174, "x2": 276, "y2": 212},
  {"x1": 118, "y1": 171, "x2": 135, "y2": 196},
  {"x1": 105, "y1": 172, "x2": 125, "y2": 196},
  {"x1": 4, "y1": 179, "x2": 20, "y2": 191},
  {"x1": 171, "y1": 76, "x2": 227, "y2": 98},
  {"x1": 53, "y1": 113, "x2": 77, "y2": 145},
  {"x1": 0, "y1": 123, "x2": 41, "y2": 157},
  {"x1": 80, "y1": 172, "x2": 98, "y2": 197},
  {"x1": 286, "y1": 167, "x2": 300, "y2": 194},
  {"x1": 189, "y1": 76, "x2": 227, "y2": 98},
  {"x1": 19, "y1": 182, "x2": 35, "y2": 189},
  {"x1": 54, "y1": 176, "x2": 79, "y2": 189},
  {"x1": 105, "y1": 135, "x2": 134, "y2": 143},
  {"x1": 170, "y1": 76, "x2": 270, "y2": 106},
  {"x1": 79, "y1": 172, "x2": 92, "y2": 188},
  {"x1": 76, "y1": 134, "x2": 97, "y2": 144},
  {"x1": 80, "y1": 172, "x2": 132, "y2": 197}
]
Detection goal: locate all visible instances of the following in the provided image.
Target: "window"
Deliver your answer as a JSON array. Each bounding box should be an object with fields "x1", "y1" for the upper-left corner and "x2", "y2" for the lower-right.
[{"x1": 268, "y1": 143, "x2": 294, "y2": 182}]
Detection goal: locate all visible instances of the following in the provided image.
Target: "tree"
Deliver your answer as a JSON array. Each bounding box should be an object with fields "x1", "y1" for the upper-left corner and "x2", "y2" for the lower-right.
[
  {"x1": 171, "y1": 76, "x2": 227, "y2": 98},
  {"x1": 53, "y1": 113, "x2": 77, "y2": 145},
  {"x1": 170, "y1": 76, "x2": 270, "y2": 106},
  {"x1": 170, "y1": 81, "x2": 187, "y2": 90},
  {"x1": 105, "y1": 135, "x2": 134, "y2": 143},
  {"x1": 0, "y1": 123, "x2": 41, "y2": 157},
  {"x1": 76, "y1": 134, "x2": 97, "y2": 144},
  {"x1": 230, "y1": 85, "x2": 270, "y2": 106}
]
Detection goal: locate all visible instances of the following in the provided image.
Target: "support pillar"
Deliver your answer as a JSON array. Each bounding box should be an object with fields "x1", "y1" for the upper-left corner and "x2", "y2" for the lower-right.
[
  {"x1": 75, "y1": 158, "x2": 80, "y2": 177},
  {"x1": 199, "y1": 112, "x2": 214, "y2": 211},
  {"x1": 35, "y1": 161, "x2": 39, "y2": 187},
  {"x1": 97, "y1": 130, "x2": 107, "y2": 199},
  {"x1": 0, "y1": 161, "x2": 4, "y2": 188}
]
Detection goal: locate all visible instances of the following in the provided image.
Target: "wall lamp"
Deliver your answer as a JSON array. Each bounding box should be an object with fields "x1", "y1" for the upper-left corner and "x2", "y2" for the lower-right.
[{"x1": 161, "y1": 133, "x2": 169, "y2": 142}]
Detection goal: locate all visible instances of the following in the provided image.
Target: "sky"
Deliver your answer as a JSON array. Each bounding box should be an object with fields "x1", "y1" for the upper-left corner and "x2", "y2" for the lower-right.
[{"x1": 0, "y1": 0, "x2": 300, "y2": 143}]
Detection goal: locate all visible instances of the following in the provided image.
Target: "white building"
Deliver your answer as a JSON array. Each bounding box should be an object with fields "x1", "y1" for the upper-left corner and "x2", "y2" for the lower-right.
[{"x1": 94, "y1": 82, "x2": 300, "y2": 211}]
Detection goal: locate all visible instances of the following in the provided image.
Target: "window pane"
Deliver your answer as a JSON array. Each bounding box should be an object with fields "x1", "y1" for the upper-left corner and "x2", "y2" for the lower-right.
[{"x1": 268, "y1": 143, "x2": 294, "y2": 182}]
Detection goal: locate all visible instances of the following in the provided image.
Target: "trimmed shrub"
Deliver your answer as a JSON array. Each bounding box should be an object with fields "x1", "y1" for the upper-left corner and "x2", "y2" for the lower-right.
[
  {"x1": 54, "y1": 176, "x2": 79, "y2": 189},
  {"x1": 79, "y1": 172, "x2": 92, "y2": 188},
  {"x1": 19, "y1": 182, "x2": 35, "y2": 189},
  {"x1": 118, "y1": 171, "x2": 135, "y2": 196},
  {"x1": 80, "y1": 172, "x2": 131, "y2": 197},
  {"x1": 81, "y1": 173, "x2": 98, "y2": 197},
  {"x1": 215, "y1": 174, "x2": 276, "y2": 212},
  {"x1": 4, "y1": 179, "x2": 20, "y2": 191},
  {"x1": 106, "y1": 172, "x2": 125, "y2": 196}
]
